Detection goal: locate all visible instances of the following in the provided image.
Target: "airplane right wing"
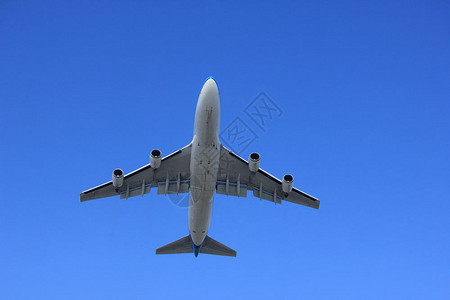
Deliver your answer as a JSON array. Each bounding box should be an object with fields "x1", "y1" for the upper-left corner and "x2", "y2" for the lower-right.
[
  {"x1": 80, "y1": 144, "x2": 192, "y2": 202},
  {"x1": 217, "y1": 145, "x2": 320, "y2": 209}
]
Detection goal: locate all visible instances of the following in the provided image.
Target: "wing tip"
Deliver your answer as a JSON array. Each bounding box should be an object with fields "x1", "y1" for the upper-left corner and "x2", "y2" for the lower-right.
[{"x1": 79, "y1": 192, "x2": 89, "y2": 202}]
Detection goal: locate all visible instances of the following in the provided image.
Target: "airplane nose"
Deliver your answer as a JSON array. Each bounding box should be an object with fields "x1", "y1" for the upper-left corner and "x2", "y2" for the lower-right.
[
  {"x1": 199, "y1": 76, "x2": 219, "y2": 102},
  {"x1": 202, "y1": 76, "x2": 218, "y2": 92}
]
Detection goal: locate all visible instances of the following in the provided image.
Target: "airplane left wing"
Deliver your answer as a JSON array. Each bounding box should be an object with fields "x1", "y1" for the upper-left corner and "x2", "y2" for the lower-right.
[
  {"x1": 217, "y1": 145, "x2": 320, "y2": 209},
  {"x1": 80, "y1": 144, "x2": 192, "y2": 202}
]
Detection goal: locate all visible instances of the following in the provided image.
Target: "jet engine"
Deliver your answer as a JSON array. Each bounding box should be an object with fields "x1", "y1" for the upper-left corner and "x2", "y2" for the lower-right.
[
  {"x1": 112, "y1": 168, "x2": 124, "y2": 188},
  {"x1": 248, "y1": 152, "x2": 261, "y2": 172},
  {"x1": 282, "y1": 174, "x2": 294, "y2": 193},
  {"x1": 150, "y1": 149, "x2": 162, "y2": 169}
]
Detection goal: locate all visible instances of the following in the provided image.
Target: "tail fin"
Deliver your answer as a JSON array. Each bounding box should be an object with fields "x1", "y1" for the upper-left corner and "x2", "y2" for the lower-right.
[{"x1": 155, "y1": 235, "x2": 237, "y2": 257}]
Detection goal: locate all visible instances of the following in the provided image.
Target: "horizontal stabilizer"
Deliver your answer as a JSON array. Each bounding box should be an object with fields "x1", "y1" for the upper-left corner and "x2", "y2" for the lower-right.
[
  {"x1": 156, "y1": 235, "x2": 193, "y2": 255},
  {"x1": 155, "y1": 235, "x2": 236, "y2": 257},
  {"x1": 201, "y1": 236, "x2": 237, "y2": 257}
]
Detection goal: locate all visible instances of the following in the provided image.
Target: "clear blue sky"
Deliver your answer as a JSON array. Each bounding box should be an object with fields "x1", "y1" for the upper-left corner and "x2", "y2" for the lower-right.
[{"x1": 1, "y1": 1, "x2": 449, "y2": 299}]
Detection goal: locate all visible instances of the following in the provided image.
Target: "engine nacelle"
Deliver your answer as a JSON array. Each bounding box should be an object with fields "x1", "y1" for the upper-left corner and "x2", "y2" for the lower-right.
[
  {"x1": 248, "y1": 152, "x2": 261, "y2": 172},
  {"x1": 150, "y1": 149, "x2": 162, "y2": 169},
  {"x1": 112, "y1": 168, "x2": 124, "y2": 188},
  {"x1": 282, "y1": 174, "x2": 294, "y2": 193}
]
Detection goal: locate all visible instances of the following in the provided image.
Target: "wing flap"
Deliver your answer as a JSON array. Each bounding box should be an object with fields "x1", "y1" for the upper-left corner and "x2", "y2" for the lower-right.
[
  {"x1": 252, "y1": 186, "x2": 282, "y2": 204},
  {"x1": 119, "y1": 184, "x2": 152, "y2": 199},
  {"x1": 157, "y1": 182, "x2": 190, "y2": 195},
  {"x1": 216, "y1": 182, "x2": 247, "y2": 197}
]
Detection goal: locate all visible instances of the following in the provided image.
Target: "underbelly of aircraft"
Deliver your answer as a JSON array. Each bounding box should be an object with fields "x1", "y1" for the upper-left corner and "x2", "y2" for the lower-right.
[{"x1": 188, "y1": 142, "x2": 220, "y2": 245}]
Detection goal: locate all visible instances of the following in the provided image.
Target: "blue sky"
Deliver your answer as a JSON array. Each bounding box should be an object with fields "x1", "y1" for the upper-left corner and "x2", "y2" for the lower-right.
[{"x1": 1, "y1": 1, "x2": 449, "y2": 299}]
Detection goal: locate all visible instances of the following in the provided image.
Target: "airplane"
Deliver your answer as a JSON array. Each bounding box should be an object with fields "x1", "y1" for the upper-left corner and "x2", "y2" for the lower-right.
[{"x1": 80, "y1": 77, "x2": 320, "y2": 257}]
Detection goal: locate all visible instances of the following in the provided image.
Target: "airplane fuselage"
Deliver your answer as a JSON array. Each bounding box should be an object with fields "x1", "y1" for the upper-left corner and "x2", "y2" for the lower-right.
[{"x1": 189, "y1": 78, "x2": 221, "y2": 246}]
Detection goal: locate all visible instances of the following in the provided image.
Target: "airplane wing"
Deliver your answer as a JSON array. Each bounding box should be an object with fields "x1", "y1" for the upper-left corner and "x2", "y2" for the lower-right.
[
  {"x1": 80, "y1": 144, "x2": 192, "y2": 202},
  {"x1": 217, "y1": 145, "x2": 320, "y2": 209}
]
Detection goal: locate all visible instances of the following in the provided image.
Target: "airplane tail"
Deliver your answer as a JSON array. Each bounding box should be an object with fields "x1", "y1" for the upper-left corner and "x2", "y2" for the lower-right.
[
  {"x1": 201, "y1": 236, "x2": 237, "y2": 257},
  {"x1": 155, "y1": 235, "x2": 237, "y2": 257}
]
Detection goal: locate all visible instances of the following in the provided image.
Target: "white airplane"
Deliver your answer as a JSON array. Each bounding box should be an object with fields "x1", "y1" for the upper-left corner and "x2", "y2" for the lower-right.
[{"x1": 80, "y1": 77, "x2": 320, "y2": 257}]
